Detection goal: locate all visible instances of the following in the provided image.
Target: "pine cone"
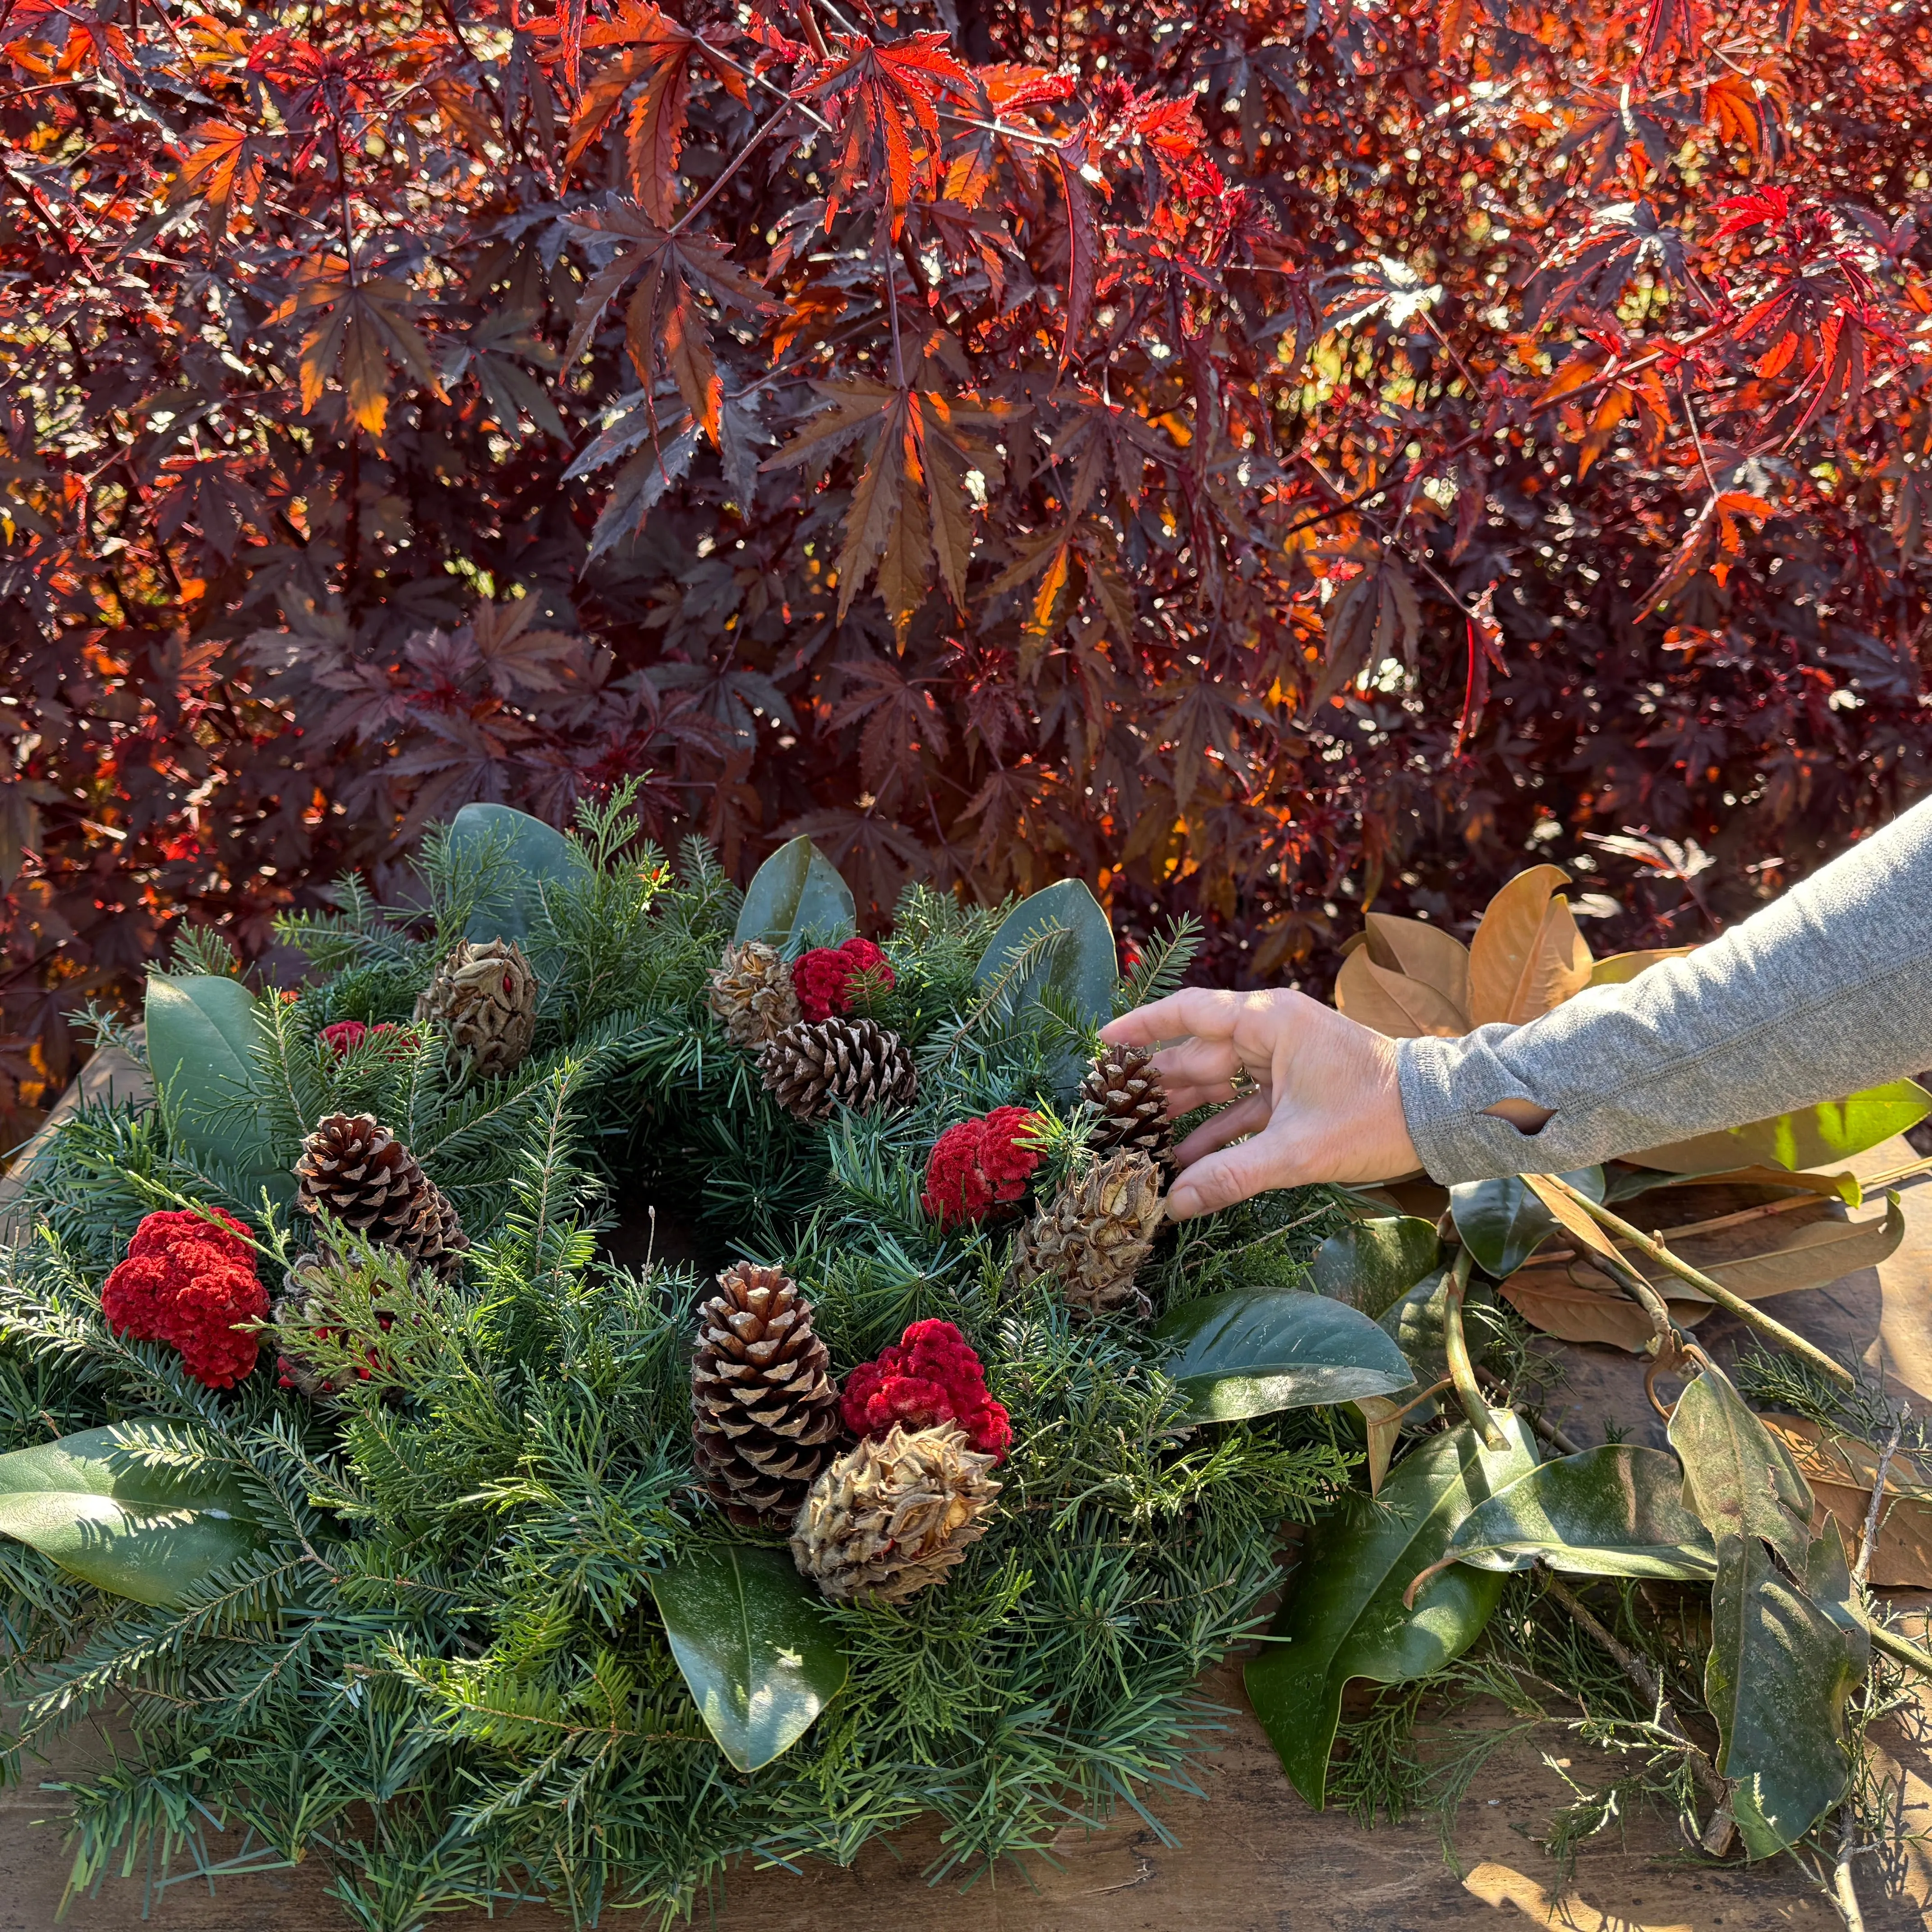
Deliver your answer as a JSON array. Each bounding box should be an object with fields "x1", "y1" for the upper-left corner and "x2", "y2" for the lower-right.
[
  {"x1": 707, "y1": 941, "x2": 801, "y2": 1049},
  {"x1": 691, "y1": 1262, "x2": 842, "y2": 1526},
  {"x1": 791, "y1": 1423, "x2": 1000, "y2": 1605},
  {"x1": 1010, "y1": 1149, "x2": 1164, "y2": 1319},
  {"x1": 294, "y1": 1114, "x2": 469, "y2": 1281},
  {"x1": 1081, "y1": 1044, "x2": 1173, "y2": 1164},
  {"x1": 414, "y1": 938, "x2": 538, "y2": 1078},
  {"x1": 272, "y1": 1251, "x2": 346, "y2": 1400},
  {"x1": 757, "y1": 1017, "x2": 917, "y2": 1122}
]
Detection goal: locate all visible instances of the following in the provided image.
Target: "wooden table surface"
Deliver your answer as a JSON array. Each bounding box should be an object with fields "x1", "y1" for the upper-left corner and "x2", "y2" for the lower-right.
[{"x1": 8, "y1": 1137, "x2": 1932, "y2": 1931}]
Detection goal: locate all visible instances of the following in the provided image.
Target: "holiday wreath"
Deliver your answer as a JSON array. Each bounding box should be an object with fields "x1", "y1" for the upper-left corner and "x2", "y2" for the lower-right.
[{"x1": 7, "y1": 789, "x2": 1932, "y2": 1927}]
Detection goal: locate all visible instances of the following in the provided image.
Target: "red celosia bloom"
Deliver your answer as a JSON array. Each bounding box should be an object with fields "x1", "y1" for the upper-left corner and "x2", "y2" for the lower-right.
[
  {"x1": 921, "y1": 1105, "x2": 1042, "y2": 1229},
  {"x1": 841, "y1": 1318, "x2": 1012, "y2": 1462},
  {"x1": 321, "y1": 1020, "x2": 403, "y2": 1057},
  {"x1": 100, "y1": 1208, "x2": 268, "y2": 1389},
  {"x1": 791, "y1": 937, "x2": 895, "y2": 1022}
]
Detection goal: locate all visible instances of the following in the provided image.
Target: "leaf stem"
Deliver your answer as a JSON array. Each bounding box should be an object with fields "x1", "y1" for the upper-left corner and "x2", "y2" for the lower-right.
[
  {"x1": 1540, "y1": 1174, "x2": 1858, "y2": 1390},
  {"x1": 1444, "y1": 1247, "x2": 1504, "y2": 1449}
]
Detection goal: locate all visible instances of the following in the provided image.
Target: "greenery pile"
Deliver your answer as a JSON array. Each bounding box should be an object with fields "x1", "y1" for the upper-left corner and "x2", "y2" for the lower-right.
[{"x1": 5, "y1": 802, "x2": 1932, "y2": 1927}]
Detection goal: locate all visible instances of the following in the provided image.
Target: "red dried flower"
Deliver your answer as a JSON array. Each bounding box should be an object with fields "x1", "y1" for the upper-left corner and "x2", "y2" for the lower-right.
[
  {"x1": 791, "y1": 937, "x2": 895, "y2": 1021},
  {"x1": 841, "y1": 1318, "x2": 1012, "y2": 1462},
  {"x1": 101, "y1": 1208, "x2": 268, "y2": 1389},
  {"x1": 921, "y1": 1105, "x2": 1043, "y2": 1229},
  {"x1": 321, "y1": 1020, "x2": 404, "y2": 1058}
]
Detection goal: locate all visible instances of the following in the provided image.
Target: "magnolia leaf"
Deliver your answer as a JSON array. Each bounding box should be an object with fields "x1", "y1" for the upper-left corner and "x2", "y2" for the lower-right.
[
  {"x1": 1361, "y1": 911, "x2": 1472, "y2": 1021},
  {"x1": 1246, "y1": 1416, "x2": 1537, "y2": 1805},
  {"x1": 1686, "y1": 1194, "x2": 1904, "y2": 1302},
  {"x1": 1444, "y1": 1445, "x2": 1716, "y2": 1580},
  {"x1": 1467, "y1": 864, "x2": 1593, "y2": 1025},
  {"x1": 646, "y1": 1544, "x2": 848, "y2": 1773},
  {"x1": 1625, "y1": 1080, "x2": 1932, "y2": 1174},
  {"x1": 972, "y1": 878, "x2": 1117, "y2": 1031},
  {"x1": 1449, "y1": 1167, "x2": 1605, "y2": 1278},
  {"x1": 1334, "y1": 948, "x2": 1467, "y2": 1038},
  {"x1": 1308, "y1": 1215, "x2": 1440, "y2": 1317},
  {"x1": 447, "y1": 802, "x2": 586, "y2": 945},
  {"x1": 1152, "y1": 1288, "x2": 1415, "y2": 1422},
  {"x1": 0, "y1": 1423, "x2": 268, "y2": 1608},
  {"x1": 1587, "y1": 945, "x2": 1696, "y2": 986},
  {"x1": 733, "y1": 835, "x2": 858, "y2": 951},
  {"x1": 1765, "y1": 1417, "x2": 1932, "y2": 1591},
  {"x1": 145, "y1": 974, "x2": 281, "y2": 1187},
  {"x1": 1668, "y1": 1363, "x2": 1866, "y2": 1854},
  {"x1": 1604, "y1": 1163, "x2": 1862, "y2": 1207},
  {"x1": 1497, "y1": 1262, "x2": 1710, "y2": 1351}
]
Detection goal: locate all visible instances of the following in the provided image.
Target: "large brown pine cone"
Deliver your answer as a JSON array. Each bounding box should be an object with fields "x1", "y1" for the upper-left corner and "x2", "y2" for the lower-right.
[
  {"x1": 791, "y1": 1423, "x2": 1000, "y2": 1604},
  {"x1": 293, "y1": 1114, "x2": 469, "y2": 1280},
  {"x1": 707, "y1": 941, "x2": 802, "y2": 1049},
  {"x1": 1009, "y1": 1148, "x2": 1164, "y2": 1319},
  {"x1": 414, "y1": 938, "x2": 538, "y2": 1079},
  {"x1": 1080, "y1": 1044, "x2": 1173, "y2": 1163},
  {"x1": 691, "y1": 1262, "x2": 842, "y2": 1526},
  {"x1": 757, "y1": 1017, "x2": 917, "y2": 1122}
]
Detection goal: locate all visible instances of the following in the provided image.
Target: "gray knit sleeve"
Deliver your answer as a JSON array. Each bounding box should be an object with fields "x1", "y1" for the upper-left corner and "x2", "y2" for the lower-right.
[{"x1": 1393, "y1": 797, "x2": 1932, "y2": 1185}]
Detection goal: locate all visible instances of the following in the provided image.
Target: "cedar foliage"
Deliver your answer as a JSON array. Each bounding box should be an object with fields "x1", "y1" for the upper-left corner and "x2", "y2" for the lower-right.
[{"x1": 6, "y1": 0, "x2": 1932, "y2": 1143}]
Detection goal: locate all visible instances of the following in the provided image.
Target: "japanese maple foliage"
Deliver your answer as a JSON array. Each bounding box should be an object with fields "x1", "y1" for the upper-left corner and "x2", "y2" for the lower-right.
[{"x1": 5, "y1": 0, "x2": 1931, "y2": 1137}]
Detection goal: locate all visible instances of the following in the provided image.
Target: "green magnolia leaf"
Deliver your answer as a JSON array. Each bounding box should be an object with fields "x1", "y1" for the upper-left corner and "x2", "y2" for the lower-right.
[
  {"x1": 447, "y1": 801, "x2": 586, "y2": 944},
  {"x1": 1449, "y1": 1167, "x2": 1604, "y2": 1278},
  {"x1": 1309, "y1": 1216, "x2": 1440, "y2": 1317},
  {"x1": 1670, "y1": 1366, "x2": 1865, "y2": 1854},
  {"x1": 1246, "y1": 1415, "x2": 1537, "y2": 1805},
  {"x1": 145, "y1": 974, "x2": 281, "y2": 1188},
  {"x1": 1152, "y1": 1288, "x2": 1415, "y2": 1422},
  {"x1": 0, "y1": 1422, "x2": 268, "y2": 1609},
  {"x1": 1444, "y1": 1445, "x2": 1716, "y2": 1580},
  {"x1": 972, "y1": 878, "x2": 1118, "y2": 1032},
  {"x1": 646, "y1": 1544, "x2": 848, "y2": 1773},
  {"x1": 1627, "y1": 1080, "x2": 1932, "y2": 1175},
  {"x1": 733, "y1": 835, "x2": 858, "y2": 952}
]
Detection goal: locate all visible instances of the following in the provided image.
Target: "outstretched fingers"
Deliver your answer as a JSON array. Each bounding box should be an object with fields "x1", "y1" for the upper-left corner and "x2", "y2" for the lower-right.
[
  {"x1": 1171, "y1": 1092, "x2": 1270, "y2": 1166},
  {"x1": 1100, "y1": 987, "x2": 1252, "y2": 1049}
]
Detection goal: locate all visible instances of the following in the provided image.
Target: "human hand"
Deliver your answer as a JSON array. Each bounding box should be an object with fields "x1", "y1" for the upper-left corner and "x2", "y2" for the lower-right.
[{"x1": 1098, "y1": 988, "x2": 1421, "y2": 1220}]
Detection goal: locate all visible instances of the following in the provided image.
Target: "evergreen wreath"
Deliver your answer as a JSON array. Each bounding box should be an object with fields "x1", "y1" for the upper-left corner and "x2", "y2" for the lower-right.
[{"x1": 0, "y1": 790, "x2": 1394, "y2": 1927}]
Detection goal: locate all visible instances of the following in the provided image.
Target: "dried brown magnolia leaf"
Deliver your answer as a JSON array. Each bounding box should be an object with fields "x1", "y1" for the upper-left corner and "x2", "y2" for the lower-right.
[
  {"x1": 1335, "y1": 949, "x2": 1466, "y2": 1039},
  {"x1": 1467, "y1": 864, "x2": 1593, "y2": 1025},
  {"x1": 1763, "y1": 1417, "x2": 1932, "y2": 1591},
  {"x1": 1362, "y1": 912, "x2": 1473, "y2": 1024},
  {"x1": 1679, "y1": 1195, "x2": 1905, "y2": 1302},
  {"x1": 1498, "y1": 1262, "x2": 1711, "y2": 1352}
]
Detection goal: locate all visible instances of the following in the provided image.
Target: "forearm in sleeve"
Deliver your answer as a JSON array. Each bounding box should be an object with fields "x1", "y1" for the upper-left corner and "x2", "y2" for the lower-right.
[{"x1": 1393, "y1": 796, "x2": 1932, "y2": 1184}]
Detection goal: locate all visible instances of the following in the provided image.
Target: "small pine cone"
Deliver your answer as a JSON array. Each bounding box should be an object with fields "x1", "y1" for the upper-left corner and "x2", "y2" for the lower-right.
[
  {"x1": 1010, "y1": 1149, "x2": 1165, "y2": 1319},
  {"x1": 294, "y1": 1114, "x2": 469, "y2": 1281},
  {"x1": 707, "y1": 941, "x2": 802, "y2": 1049},
  {"x1": 692, "y1": 1262, "x2": 842, "y2": 1526},
  {"x1": 1081, "y1": 1044, "x2": 1173, "y2": 1164},
  {"x1": 757, "y1": 1017, "x2": 917, "y2": 1122},
  {"x1": 273, "y1": 1252, "x2": 340, "y2": 1400},
  {"x1": 414, "y1": 938, "x2": 538, "y2": 1079},
  {"x1": 791, "y1": 1423, "x2": 1000, "y2": 1605}
]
